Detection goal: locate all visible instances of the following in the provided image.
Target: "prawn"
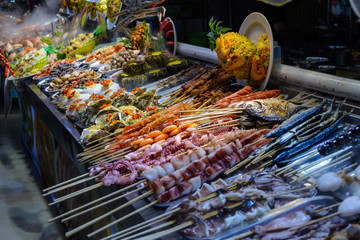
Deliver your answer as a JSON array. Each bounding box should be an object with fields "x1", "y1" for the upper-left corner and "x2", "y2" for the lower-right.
[{"x1": 250, "y1": 55, "x2": 266, "y2": 82}]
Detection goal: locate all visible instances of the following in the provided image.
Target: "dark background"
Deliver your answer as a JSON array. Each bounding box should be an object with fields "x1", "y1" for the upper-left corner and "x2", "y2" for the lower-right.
[{"x1": 163, "y1": 0, "x2": 360, "y2": 69}]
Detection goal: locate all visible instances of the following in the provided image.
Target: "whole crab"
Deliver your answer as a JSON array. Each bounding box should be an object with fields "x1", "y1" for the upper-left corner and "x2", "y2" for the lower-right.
[{"x1": 110, "y1": 0, "x2": 166, "y2": 32}]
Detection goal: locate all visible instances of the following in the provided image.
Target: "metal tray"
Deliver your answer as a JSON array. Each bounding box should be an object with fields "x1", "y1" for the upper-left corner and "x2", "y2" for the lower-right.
[{"x1": 183, "y1": 196, "x2": 336, "y2": 240}]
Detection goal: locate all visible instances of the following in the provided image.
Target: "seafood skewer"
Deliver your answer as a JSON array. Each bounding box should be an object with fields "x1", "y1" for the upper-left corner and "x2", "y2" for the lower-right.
[
  {"x1": 265, "y1": 99, "x2": 326, "y2": 138},
  {"x1": 121, "y1": 170, "x2": 315, "y2": 240},
  {"x1": 289, "y1": 159, "x2": 356, "y2": 184},
  {"x1": 229, "y1": 102, "x2": 347, "y2": 173},
  {"x1": 132, "y1": 163, "x2": 359, "y2": 240},
  {"x1": 55, "y1": 128, "x2": 271, "y2": 237}
]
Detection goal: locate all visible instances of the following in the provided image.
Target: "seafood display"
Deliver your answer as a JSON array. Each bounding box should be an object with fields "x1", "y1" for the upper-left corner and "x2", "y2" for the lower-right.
[
  {"x1": 61, "y1": 0, "x2": 85, "y2": 14},
  {"x1": 216, "y1": 86, "x2": 281, "y2": 108},
  {"x1": 214, "y1": 29, "x2": 270, "y2": 87},
  {"x1": 84, "y1": 43, "x2": 126, "y2": 64},
  {"x1": 46, "y1": 70, "x2": 100, "y2": 91},
  {"x1": 101, "y1": 50, "x2": 145, "y2": 72},
  {"x1": 9, "y1": 8, "x2": 360, "y2": 240},
  {"x1": 165, "y1": 66, "x2": 237, "y2": 107},
  {"x1": 131, "y1": 22, "x2": 147, "y2": 50},
  {"x1": 79, "y1": 88, "x2": 162, "y2": 143},
  {"x1": 228, "y1": 95, "x2": 317, "y2": 122},
  {"x1": 172, "y1": 169, "x2": 313, "y2": 238},
  {"x1": 62, "y1": 33, "x2": 96, "y2": 59},
  {"x1": 13, "y1": 48, "x2": 49, "y2": 78},
  {"x1": 86, "y1": 0, "x2": 107, "y2": 19},
  {"x1": 107, "y1": 0, "x2": 122, "y2": 23},
  {"x1": 1, "y1": 37, "x2": 48, "y2": 63},
  {"x1": 34, "y1": 59, "x2": 79, "y2": 79}
]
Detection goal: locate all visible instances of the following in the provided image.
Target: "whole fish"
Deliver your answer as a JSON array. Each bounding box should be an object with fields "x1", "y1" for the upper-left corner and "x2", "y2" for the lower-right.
[{"x1": 266, "y1": 99, "x2": 326, "y2": 138}]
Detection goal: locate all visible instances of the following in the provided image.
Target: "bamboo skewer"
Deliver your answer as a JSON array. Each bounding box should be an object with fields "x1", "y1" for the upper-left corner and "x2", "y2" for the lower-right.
[
  {"x1": 113, "y1": 185, "x2": 315, "y2": 240},
  {"x1": 315, "y1": 203, "x2": 340, "y2": 213},
  {"x1": 89, "y1": 151, "x2": 131, "y2": 167},
  {"x1": 49, "y1": 182, "x2": 104, "y2": 206},
  {"x1": 65, "y1": 189, "x2": 154, "y2": 238},
  {"x1": 177, "y1": 111, "x2": 243, "y2": 122},
  {"x1": 88, "y1": 152, "x2": 124, "y2": 166},
  {"x1": 275, "y1": 151, "x2": 320, "y2": 175},
  {"x1": 87, "y1": 148, "x2": 131, "y2": 165},
  {"x1": 290, "y1": 157, "x2": 355, "y2": 184},
  {"x1": 293, "y1": 212, "x2": 341, "y2": 230},
  {"x1": 85, "y1": 132, "x2": 118, "y2": 146},
  {"x1": 192, "y1": 123, "x2": 240, "y2": 133},
  {"x1": 161, "y1": 96, "x2": 176, "y2": 105},
  {"x1": 198, "y1": 97, "x2": 213, "y2": 109},
  {"x1": 87, "y1": 200, "x2": 158, "y2": 237},
  {"x1": 130, "y1": 221, "x2": 177, "y2": 240},
  {"x1": 43, "y1": 173, "x2": 89, "y2": 192},
  {"x1": 78, "y1": 138, "x2": 114, "y2": 156},
  {"x1": 180, "y1": 108, "x2": 243, "y2": 113},
  {"x1": 80, "y1": 146, "x2": 130, "y2": 164},
  {"x1": 48, "y1": 180, "x2": 146, "y2": 223},
  {"x1": 284, "y1": 151, "x2": 353, "y2": 177},
  {"x1": 256, "y1": 160, "x2": 273, "y2": 170},
  {"x1": 43, "y1": 175, "x2": 98, "y2": 196},
  {"x1": 225, "y1": 207, "x2": 342, "y2": 240},
  {"x1": 134, "y1": 199, "x2": 254, "y2": 240},
  {"x1": 267, "y1": 185, "x2": 315, "y2": 198},
  {"x1": 191, "y1": 119, "x2": 240, "y2": 131},
  {"x1": 79, "y1": 149, "x2": 108, "y2": 163},
  {"x1": 166, "y1": 94, "x2": 186, "y2": 106},
  {"x1": 81, "y1": 144, "x2": 114, "y2": 158},
  {"x1": 224, "y1": 156, "x2": 255, "y2": 176},
  {"x1": 225, "y1": 231, "x2": 254, "y2": 240},
  {"x1": 62, "y1": 184, "x2": 147, "y2": 223},
  {"x1": 246, "y1": 148, "x2": 278, "y2": 167},
  {"x1": 103, "y1": 210, "x2": 177, "y2": 240}
]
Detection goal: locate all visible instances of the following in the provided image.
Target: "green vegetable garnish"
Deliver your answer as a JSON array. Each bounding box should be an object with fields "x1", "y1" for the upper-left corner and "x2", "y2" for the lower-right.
[
  {"x1": 207, "y1": 17, "x2": 231, "y2": 51},
  {"x1": 94, "y1": 25, "x2": 106, "y2": 37},
  {"x1": 41, "y1": 36, "x2": 52, "y2": 45},
  {"x1": 45, "y1": 45, "x2": 57, "y2": 56},
  {"x1": 117, "y1": 37, "x2": 132, "y2": 49}
]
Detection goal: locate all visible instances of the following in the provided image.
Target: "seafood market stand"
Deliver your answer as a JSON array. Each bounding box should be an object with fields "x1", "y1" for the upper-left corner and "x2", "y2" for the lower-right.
[
  {"x1": 4, "y1": 1, "x2": 360, "y2": 239},
  {"x1": 11, "y1": 42, "x2": 360, "y2": 239}
]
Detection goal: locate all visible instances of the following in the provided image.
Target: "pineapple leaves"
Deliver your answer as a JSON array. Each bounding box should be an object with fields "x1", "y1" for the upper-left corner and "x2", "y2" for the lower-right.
[{"x1": 207, "y1": 17, "x2": 231, "y2": 51}]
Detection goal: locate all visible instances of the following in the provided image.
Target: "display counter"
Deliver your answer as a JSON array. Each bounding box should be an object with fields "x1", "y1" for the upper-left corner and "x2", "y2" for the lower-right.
[
  {"x1": 12, "y1": 78, "x2": 171, "y2": 239},
  {"x1": 11, "y1": 42, "x2": 360, "y2": 239}
]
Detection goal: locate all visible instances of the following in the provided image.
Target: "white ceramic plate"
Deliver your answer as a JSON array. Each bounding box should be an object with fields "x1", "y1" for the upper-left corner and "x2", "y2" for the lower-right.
[
  {"x1": 44, "y1": 86, "x2": 62, "y2": 95},
  {"x1": 350, "y1": 0, "x2": 360, "y2": 18},
  {"x1": 89, "y1": 60, "x2": 104, "y2": 70},
  {"x1": 99, "y1": 65, "x2": 122, "y2": 75},
  {"x1": 37, "y1": 78, "x2": 51, "y2": 87},
  {"x1": 238, "y1": 12, "x2": 274, "y2": 91},
  {"x1": 109, "y1": 70, "x2": 123, "y2": 80}
]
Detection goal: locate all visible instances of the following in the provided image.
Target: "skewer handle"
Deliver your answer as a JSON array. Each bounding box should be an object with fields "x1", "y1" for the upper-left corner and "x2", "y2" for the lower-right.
[
  {"x1": 43, "y1": 173, "x2": 88, "y2": 192},
  {"x1": 65, "y1": 189, "x2": 154, "y2": 238}
]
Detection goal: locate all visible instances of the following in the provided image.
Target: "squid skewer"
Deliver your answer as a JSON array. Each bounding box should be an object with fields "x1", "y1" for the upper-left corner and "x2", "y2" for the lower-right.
[
  {"x1": 129, "y1": 185, "x2": 314, "y2": 240},
  {"x1": 59, "y1": 128, "x2": 270, "y2": 237}
]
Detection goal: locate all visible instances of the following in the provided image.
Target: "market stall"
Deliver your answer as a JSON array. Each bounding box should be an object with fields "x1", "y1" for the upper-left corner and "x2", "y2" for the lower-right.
[{"x1": 2, "y1": 0, "x2": 360, "y2": 239}]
